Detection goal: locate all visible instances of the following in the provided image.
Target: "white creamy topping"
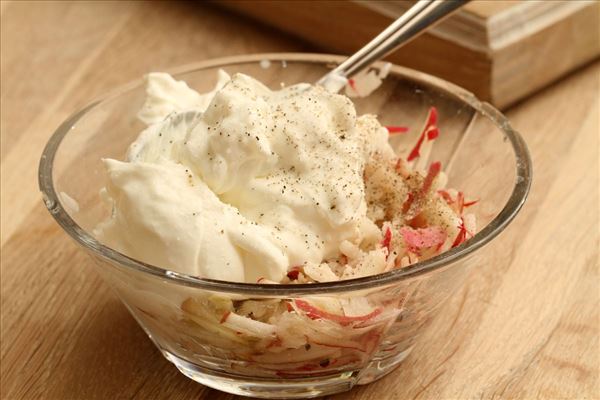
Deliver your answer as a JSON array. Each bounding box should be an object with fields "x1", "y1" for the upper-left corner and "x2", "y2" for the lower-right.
[{"x1": 95, "y1": 71, "x2": 390, "y2": 283}]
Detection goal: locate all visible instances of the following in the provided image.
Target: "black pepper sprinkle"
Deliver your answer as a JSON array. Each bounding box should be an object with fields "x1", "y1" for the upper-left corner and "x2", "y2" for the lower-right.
[{"x1": 319, "y1": 359, "x2": 330, "y2": 367}]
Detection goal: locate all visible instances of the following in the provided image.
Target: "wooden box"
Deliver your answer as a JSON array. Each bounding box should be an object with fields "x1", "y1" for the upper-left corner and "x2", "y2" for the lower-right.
[{"x1": 216, "y1": 0, "x2": 600, "y2": 108}]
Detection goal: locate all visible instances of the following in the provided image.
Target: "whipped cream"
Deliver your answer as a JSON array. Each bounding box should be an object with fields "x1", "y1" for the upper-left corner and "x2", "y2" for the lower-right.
[{"x1": 95, "y1": 71, "x2": 391, "y2": 283}]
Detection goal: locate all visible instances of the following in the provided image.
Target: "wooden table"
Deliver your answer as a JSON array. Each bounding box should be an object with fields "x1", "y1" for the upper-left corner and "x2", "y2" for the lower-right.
[{"x1": 1, "y1": 1, "x2": 598, "y2": 399}]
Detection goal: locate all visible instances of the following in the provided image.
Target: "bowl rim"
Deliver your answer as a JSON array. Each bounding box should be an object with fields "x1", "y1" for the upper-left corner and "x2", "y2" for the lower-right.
[{"x1": 38, "y1": 52, "x2": 532, "y2": 295}]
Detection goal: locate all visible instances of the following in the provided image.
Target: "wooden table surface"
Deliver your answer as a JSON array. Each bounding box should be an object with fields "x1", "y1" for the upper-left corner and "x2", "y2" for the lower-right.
[{"x1": 1, "y1": 1, "x2": 598, "y2": 399}]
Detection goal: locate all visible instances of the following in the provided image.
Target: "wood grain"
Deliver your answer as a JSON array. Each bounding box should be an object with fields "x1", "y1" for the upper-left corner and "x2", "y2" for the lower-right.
[
  {"x1": 463, "y1": 0, "x2": 521, "y2": 18},
  {"x1": 1, "y1": 1, "x2": 598, "y2": 399}
]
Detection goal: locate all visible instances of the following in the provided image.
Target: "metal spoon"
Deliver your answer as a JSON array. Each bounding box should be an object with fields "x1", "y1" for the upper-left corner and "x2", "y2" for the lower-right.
[{"x1": 317, "y1": 0, "x2": 470, "y2": 92}]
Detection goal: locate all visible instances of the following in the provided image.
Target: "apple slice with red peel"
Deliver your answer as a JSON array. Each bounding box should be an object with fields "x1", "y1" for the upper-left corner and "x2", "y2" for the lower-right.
[{"x1": 294, "y1": 299, "x2": 382, "y2": 326}]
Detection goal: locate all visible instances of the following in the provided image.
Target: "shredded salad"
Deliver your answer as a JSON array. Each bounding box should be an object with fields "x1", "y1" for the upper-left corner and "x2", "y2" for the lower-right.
[
  {"x1": 275, "y1": 106, "x2": 478, "y2": 284},
  {"x1": 178, "y1": 105, "x2": 478, "y2": 377}
]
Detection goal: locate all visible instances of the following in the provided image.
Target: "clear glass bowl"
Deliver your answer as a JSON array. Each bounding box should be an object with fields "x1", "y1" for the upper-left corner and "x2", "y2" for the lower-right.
[{"x1": 38, "y1": 53, "x2": 532, "y2": 399}]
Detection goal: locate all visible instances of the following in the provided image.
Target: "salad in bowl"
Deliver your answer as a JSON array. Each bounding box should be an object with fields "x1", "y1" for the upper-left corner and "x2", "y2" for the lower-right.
[{"x1": 39, "y1": 54, "x2": 531, "y2": 398}]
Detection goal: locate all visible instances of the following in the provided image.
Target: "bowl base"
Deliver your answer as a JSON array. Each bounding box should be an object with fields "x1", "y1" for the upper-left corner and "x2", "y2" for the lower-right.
[
  {"x1": 163, "y1": 350, "x2": 359, "y2": 398},
  {"x1": 356, "y1": 345, "x2": 414, "y2": 384}
]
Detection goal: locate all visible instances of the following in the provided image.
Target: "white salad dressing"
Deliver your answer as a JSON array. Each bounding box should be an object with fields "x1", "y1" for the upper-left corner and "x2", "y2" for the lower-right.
[{"x1": 95, "y1": 71, "x2": 391, "y2": 283}]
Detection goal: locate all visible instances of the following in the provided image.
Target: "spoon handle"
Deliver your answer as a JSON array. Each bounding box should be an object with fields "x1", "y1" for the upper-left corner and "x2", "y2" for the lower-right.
[{"x1": 318, "y1": 0, "x2": 470, "y2": 89}]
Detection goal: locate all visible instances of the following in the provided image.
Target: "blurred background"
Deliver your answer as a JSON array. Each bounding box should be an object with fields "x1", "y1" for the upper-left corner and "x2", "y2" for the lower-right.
[{"x1": 215, "y1": 0, "x2": 600, "y2": 108}]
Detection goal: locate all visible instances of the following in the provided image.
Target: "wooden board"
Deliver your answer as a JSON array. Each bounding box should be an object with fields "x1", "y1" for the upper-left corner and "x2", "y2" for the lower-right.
[
  {"x1": 1, "y1": 1, "x2": 598, "y2": 399},
  {"x1": 216, "y1": 0, "x2": 600, "y2": 108}
]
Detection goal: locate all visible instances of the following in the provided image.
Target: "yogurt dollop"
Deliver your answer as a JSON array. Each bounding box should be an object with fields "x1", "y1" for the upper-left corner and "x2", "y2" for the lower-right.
[{"x1": 95, "y1": 71, "x2": 390, "y2": 283}]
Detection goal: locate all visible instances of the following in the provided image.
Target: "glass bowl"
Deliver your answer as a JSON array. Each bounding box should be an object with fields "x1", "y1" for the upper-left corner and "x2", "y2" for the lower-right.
[{"x1": 38, "y1": 53, "x2": 531, "y2": 399}]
